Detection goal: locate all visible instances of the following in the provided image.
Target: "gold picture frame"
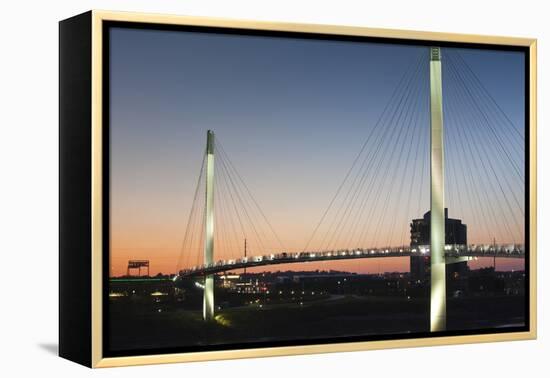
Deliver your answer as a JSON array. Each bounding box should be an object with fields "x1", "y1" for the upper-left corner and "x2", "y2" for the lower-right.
[{"x1": 59, "y1": 10, "x2": 537, "y2": 368}]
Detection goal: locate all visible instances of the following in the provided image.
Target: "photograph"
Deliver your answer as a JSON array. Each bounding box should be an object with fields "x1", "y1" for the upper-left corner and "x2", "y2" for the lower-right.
[
  {"x1": 104, "y1": 22, "x2": 528, "y2": 356},
  {"x1": 3, "y1": 0, "x2": 547, "y2": 375}
]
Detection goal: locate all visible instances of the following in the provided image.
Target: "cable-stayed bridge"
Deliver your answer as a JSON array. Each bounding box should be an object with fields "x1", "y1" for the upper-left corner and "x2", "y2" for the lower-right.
[{"x1": 174, "y1": 47, "x2": 526, "y2": 332}]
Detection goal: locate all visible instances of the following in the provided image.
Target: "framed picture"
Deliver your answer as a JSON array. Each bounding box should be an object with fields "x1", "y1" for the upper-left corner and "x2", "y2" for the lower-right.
[{"x1": 59, "y1": 10, "x2": 537, "y2": 368}]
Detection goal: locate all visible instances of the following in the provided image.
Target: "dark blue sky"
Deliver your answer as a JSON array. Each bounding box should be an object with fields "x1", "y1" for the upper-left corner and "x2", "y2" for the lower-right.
[{"x1": 108, "y1": 26, "x2": 525, "y2": 275}]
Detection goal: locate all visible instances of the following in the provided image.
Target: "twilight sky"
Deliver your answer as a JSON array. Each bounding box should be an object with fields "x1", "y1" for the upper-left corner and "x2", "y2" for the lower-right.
[{"x1": 109, "y1": 26, "x2": 525, "y2": 276}]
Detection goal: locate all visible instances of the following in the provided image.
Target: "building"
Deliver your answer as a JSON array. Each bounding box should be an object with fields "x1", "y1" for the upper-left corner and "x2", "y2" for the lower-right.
[{"x1": 410, "y1": 209, "x2": 468, "y2": 282}]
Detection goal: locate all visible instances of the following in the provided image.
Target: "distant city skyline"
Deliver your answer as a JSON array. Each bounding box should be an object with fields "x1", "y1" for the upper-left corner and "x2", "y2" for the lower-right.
[{"x1": 109, "y1": 27, "x2": 525, "y2": 276}]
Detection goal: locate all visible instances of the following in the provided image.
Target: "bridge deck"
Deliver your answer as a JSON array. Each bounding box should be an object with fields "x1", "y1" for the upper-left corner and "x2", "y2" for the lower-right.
[{"x1": 177, "y1": 245, "x2": 524, "y2": 278}]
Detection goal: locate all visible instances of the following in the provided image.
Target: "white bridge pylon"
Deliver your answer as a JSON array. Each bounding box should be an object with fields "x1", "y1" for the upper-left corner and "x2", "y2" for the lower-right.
[
  {"x1": 430, "y1": 46, "x2": 446, "y2": 332},
  {"x1": 203, "y1": 130, "x2": 215, "y2": 321}
]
